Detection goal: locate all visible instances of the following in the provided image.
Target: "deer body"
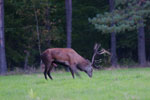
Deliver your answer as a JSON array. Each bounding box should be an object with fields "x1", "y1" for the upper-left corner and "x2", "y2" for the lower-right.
[
  {"x1": 41, "y1": 44, "x2": 110, "y2": 80},
  {"x1": 41, "y1": 48, "x2": 93, "y2": 80}
]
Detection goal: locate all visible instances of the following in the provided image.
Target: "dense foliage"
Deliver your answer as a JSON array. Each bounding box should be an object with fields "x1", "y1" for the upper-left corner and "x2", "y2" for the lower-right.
[
  {"x1": 4, "y1": 0, "x2": 150, "y2": 70},
  {"x1": 89, "y1": 0, "x2": 150, "y2": 65},
  {"x1": 89, "y1": 0, "x2": 150, "y2": 33}
]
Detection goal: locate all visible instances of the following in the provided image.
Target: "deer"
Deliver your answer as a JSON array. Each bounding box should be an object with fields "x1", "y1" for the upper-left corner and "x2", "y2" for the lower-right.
[{"x1": 40, "y1": 43, "x2": 110, "y2": 80}]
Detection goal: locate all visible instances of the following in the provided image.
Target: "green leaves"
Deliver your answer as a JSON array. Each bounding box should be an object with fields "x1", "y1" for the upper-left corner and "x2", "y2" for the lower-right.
[
  {"x1": 5, "y1": 0, "x2": 65, "y2": 68},
  {"x1": 89, "y1": 0, "x2": 150, "y2": 33}
]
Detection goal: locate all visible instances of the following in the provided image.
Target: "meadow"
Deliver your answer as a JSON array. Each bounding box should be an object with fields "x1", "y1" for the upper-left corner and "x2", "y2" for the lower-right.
[{"x1": 0, "y1": 68, "x2": 150, "y2": 100}]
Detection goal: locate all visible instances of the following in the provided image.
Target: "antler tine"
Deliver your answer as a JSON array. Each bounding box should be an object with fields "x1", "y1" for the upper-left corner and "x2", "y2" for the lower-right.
[
  {"x1": 97, "y1": 43, "x2": 101, "y2": 50},
  {"x1": 91, "y1": 43, "x2": 101, "y2": 69},
  {"x1": 94, "y1": 43, "x2": 100, "y2": 51},
  {"x1": 95, "y1": 59, "x2": 102, "y2": 63},
  {"x1": 103, "y1": 49, "x2": 111, "y2": 55},
  {"x1": 94, "y1": 43, "x2": 98, "y2": 50},
  {"x1": 92, "y1": 43, "x2": 101, "y2": 59},
  {"x1": 97, "y1": 48, "x2": 111, "y2": 55}
]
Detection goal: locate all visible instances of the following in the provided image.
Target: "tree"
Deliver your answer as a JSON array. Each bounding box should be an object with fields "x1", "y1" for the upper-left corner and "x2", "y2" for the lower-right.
[
  {"x1": 0, "y1": 0, "x2": 7, "y2": 74},
  {"x1": 137, "y1": 0, "x2": 147, "y2": 66},
  {"x1": 109, "y1": 0, "x2": 118, "y2": 67},
  {"x1": 4, "y1": 0, "x2": 64, "y2": 69},
  {"x1": 89, "y1": 0, "x2": 150, "y2": 66},
  {"x1": 65, "y1": 0, "x2": 72, "y2": 71},
  {"x1": 65, "y1": 0, "x2": 72, "y2": 48},
  {"x1": 32, "y1": 0, "x2": 42, "y2": 56},
  {"x1": 138, "y1": 23, "x2": 146, "y2": 66}
]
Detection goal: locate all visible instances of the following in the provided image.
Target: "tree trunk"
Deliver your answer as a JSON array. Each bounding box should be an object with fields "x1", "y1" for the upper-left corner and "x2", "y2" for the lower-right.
[
  {"x1": 34, "y1": 8, "x2": 41, "y2": 55},
  {"x1": 109, "y1": 0, "x2": 117, "y2": 67},
  {"x1": 24, "y1": 51, "x2": 29, "y2": 70},
  {"x1": 45, "y1": 5, "x2": 51, "y2": 46},
  {"x1": 137, "y1": 20, "x2": 146, "y2": 66},
  {"x1": 111, "y1": 32, "x2": 117, "y2": 67},
  {"x1": 0, "y1": 0, "x2": 7, "y2": 75},
  {"x1": 33, "y1": 4, "x2": 42, "y2": 67},
  {"x1": 65, "y1": 0, "x2": 72, "y2": 71},
  {"x1": 65, "y1": 0, "x2": 72, "y2": 48}
]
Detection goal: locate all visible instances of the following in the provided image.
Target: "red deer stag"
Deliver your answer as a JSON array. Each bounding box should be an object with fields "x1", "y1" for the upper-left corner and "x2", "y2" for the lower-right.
[{"x1": 41, "y1": 43, "x2": 110, "y2": 80}]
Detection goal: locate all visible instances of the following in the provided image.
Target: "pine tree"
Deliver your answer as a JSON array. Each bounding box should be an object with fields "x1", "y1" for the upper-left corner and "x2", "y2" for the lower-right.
[{"x1": 89, "y1": 0, "x2": 150, "y2": 66}]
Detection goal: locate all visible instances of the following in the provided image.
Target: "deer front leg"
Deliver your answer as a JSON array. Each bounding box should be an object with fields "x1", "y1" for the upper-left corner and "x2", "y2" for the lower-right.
[
  {"x1": 69, "y1": 67, "x2": 75, "y2": 79},
  {"x1": 70, "y1": 66, "x2": 80, "y2": 78}
]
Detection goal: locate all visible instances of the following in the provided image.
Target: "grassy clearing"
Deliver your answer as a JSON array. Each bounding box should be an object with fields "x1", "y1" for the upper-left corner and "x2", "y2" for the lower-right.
[{"x1": 0, "y1": 68, "x2": 150, "y2": 100}]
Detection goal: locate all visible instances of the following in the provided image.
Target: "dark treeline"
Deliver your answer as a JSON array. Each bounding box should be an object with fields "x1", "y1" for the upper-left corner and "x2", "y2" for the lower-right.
[{"x1": 1, "y1": 0, "x2": 150, "y2": 71}]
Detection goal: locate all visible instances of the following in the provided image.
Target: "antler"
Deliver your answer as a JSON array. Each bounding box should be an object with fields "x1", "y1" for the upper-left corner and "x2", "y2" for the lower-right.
[
  {"x1": 91, "y1": 43, "x2": 101, "y2": 69},
  {"x1": 91, "y1": 43, "x2": 111, "y2": 69},
  {"x1": 97, "y1": 48, "x2": 111, "y2": 55}
]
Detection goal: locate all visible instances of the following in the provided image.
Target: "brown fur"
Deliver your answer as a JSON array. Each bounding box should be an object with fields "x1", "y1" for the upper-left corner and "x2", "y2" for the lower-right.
[{"x1": 41, "y1": 48, "x2": 93, "y2": 80}]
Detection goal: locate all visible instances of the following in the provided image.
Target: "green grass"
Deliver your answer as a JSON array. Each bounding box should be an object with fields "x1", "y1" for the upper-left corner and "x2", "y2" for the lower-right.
[{"x1": 0, "y1": 68, "x2": 150, "y2": 100}]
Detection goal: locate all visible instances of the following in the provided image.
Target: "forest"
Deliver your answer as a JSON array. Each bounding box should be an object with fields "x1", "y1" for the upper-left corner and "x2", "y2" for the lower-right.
[{"x1": 0, "y1": 0, "x2": 150, "y2": 74}]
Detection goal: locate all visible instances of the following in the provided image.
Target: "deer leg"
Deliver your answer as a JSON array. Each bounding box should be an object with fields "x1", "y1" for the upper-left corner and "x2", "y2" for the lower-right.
[
  {"x1": 74, "y1": 71, "x2": 81, "y2": 78},
  {"x1": 47, "y1": 62, "x2": 54, "y2": 80},
  {"x1": 44, "y1": 66, "x2": 48, "y2": 80},
  {"x1": 71, "y1": 66, "x2": 81, "y2": 78},
  {"x1": 47, "y1": 66, "x2": 53, "y2": 80},
  {"x1": 69, "y1": 67, "x2": 75, "y2": 79}
]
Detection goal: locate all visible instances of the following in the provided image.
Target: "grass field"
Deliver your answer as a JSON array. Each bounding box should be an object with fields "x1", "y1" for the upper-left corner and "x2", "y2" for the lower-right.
[{"x1": 0, "y1": 68, "x2": 150, "y2": 100}]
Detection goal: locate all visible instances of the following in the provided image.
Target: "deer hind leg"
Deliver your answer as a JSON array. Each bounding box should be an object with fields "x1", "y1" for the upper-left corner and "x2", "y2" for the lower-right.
[
  {"x1": 44, "y1": 62, "x2": 53, "y2": 80},
  {"x1": 44, "y1": 66, "x2": 48, "y2": 80},
  {"x1": 47, "y1": 65, "x2": 53, "y2": 80}
]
